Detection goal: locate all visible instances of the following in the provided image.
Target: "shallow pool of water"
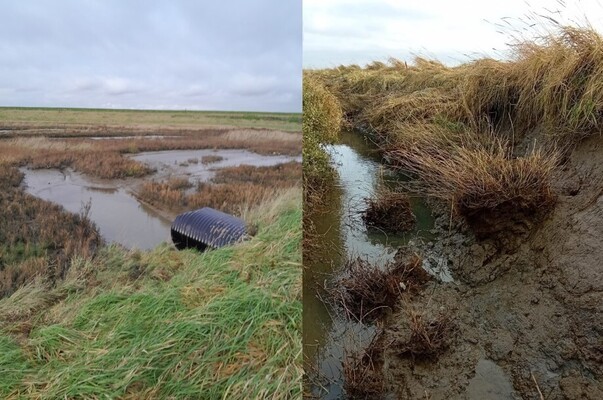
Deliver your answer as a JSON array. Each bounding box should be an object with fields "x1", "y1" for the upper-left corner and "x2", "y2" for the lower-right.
[
  {"x1": 304, "y1": 131, "x2": 436, "y2": 399},
  {"x1": 22, "y1": 168, "x2": 171, "y2": 250},
  {"x1": 466, "y1": 359, "x2": 515, "y2": 399},
  {"x1": 131, "y1": 149, "x2": 301, "y2": 181}
]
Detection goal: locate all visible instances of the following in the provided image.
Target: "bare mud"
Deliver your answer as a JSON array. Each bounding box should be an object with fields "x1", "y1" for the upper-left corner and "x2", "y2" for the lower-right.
[{"x1": 381, "y1": 134, "x2": 603, "y2": 399}]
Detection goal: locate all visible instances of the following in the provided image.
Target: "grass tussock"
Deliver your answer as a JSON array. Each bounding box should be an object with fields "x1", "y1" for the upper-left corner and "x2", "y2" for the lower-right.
[
  {"x1": 363, "y1": 188, "x2": 416, "y2": 233},
  {"x1": 331, "y1": 254, "x2": 428, "y2": 322},
  {"x1": 200, "y1": 154, "x2": 224, "y2": 164},
  {"x1": 395, "y1": 310, "x2": 456, "y2": 360},
  {"x1": 343, "y1": 332, "x2": 386, "y2": 399},
  {"x1": 0, "y1": 188, "x2": 302, "y2": 399},
  {"x1": 390, "y1": 140, "x2": 558, "y2": 228}
]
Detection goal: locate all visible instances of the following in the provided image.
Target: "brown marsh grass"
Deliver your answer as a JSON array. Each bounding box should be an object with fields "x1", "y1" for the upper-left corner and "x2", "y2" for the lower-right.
[
  {"x1": 0, "y1": 167, "x2": 101, "y2": 297},
  {"x1": 200, "y1": 155, "x2": 224, "y2": 164},
  {"x1": 388, "y1": 139, "x2": 558, "y2": 220},
  {"x1": 395, "y1": 309, "x2": 456, "y2": 360},
  {"x1": 137, "y1": 162, "x2": 301, "y2": 215},
  {"x1": 0, "y1": 126, "x2": 301, "y2": 180},
  {"x1": 362, "y1": 188, "x2": 416, "y2": 234}
]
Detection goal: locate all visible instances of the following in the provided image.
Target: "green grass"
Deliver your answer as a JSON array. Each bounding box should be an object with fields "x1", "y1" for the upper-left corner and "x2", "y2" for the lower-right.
[
  {"x1": 302, "y1": 76, "x2": 342, "y2": 203},
  {"x1": 0, "y1": 107, "x2": 301, "y2": 132},
  {"x1": 0, "y1": 189, "x2": 302, "y2": 399}
]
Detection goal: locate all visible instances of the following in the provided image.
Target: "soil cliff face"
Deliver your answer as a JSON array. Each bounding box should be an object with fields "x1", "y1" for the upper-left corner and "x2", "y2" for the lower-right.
[{"x1": 382, "y1": 134, "x2": 603, "y2": 399}]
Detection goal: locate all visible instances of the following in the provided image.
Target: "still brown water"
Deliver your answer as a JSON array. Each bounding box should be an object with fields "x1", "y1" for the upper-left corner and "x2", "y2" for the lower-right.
[{"x1": 303, "y1": 131, "x2": 435, "y2": 399}]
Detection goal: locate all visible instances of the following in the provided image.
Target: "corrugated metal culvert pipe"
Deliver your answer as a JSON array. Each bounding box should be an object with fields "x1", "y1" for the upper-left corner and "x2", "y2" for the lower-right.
[{"x1": 171, "y1": 207, "x2": 247, "y2": 251}]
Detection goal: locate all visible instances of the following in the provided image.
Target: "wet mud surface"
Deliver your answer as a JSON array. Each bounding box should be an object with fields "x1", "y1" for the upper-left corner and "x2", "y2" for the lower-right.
[
  {"x1": 306, "y1": 132, "x2": 602, "y2": 399},
  {"x1": 381, "y1": 134, "x2": 603, "y2": 399}
]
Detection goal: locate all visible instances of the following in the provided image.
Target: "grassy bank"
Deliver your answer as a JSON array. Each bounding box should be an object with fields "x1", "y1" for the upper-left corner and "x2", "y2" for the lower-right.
[
  {"x1": 302, "y1": 76, "x2": 342, "y2": 203},
  {"x1": 0, "y1": 186, "x2": 302, "y2": 398},
  {"x1": 307, "y1": 25, "x2": 603, "y2": 230}
]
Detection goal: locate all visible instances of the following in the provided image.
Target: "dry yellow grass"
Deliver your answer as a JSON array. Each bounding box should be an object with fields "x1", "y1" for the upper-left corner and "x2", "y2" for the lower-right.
[{"x1": 308, "y1": 25, "x2": 603, "y2": 227}]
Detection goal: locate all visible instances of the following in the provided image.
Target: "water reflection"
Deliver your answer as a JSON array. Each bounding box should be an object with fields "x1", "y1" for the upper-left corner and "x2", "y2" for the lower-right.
[
  {"x1": 304, "y1": 131, "x2": 435, "y2": 399},
  {"x1": 22, "y1": 168, "x2": 171, "y2": 250}
]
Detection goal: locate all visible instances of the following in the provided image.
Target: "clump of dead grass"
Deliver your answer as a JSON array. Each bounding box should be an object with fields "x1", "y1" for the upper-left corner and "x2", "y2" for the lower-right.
[
  {"x1": 343, "y1": 331, "x2": 386, "y2": 399},
  {"x1": 330, "y1": 254, "x2": 428, "y2": 322},
  {"x1": 395, "y1": 309, "x2": 456, "y2": 360},
  {"x1": 363, "y1": 188, "x2": 415, "y2": 233},
  {"x1": 389, "y1": 138, "x2": 558, "y2": 226},
  {"x1": 166, "y1": 177, "x2": 192, "y2": 190},
  {"x1": 200, "y1": 155, "x2": 224, "y2": 164}
]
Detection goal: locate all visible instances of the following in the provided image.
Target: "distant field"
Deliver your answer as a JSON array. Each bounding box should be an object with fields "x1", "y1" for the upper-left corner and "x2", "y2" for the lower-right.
[{"x1": 0, "y1": 107, "x2": 301, "y2": 132}]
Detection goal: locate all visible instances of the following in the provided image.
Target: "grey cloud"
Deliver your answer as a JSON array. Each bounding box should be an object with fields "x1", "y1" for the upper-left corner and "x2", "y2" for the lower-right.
[{"x1": 0, "y1": 0, "x2": 301, "y2": 112}]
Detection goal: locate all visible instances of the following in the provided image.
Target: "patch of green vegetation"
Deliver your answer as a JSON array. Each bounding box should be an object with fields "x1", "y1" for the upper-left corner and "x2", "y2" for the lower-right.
[
  {"x1": 302, "y1": 75, "x2": 342, "y2": 202},
  {"x1": 0, "y1": 190, "x2": 302, "y2": 399},
  {"x1": 0, "y1": 242, "x2": 48, "y2": 266}
]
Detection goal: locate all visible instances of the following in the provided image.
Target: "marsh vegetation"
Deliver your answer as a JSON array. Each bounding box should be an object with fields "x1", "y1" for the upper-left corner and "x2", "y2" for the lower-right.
[
  {"x1": 0, "y1": 108, "x2": 303, "y2": 398},
  {"x1": 304, "y1": 24, "x2": 603, "y2": 399}
]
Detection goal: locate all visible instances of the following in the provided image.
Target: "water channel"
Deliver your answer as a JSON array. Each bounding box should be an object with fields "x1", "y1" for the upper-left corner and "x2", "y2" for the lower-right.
[{"x1": 303, "y1": 131, "x2": 436, "y2": 399}]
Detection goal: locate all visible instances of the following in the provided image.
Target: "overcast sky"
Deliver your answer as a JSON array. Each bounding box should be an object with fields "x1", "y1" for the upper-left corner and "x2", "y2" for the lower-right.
[
  {"x1": 304, "y1": 0, "x2": 603, "y2": 68},
  {"x1": 0, "y1": 1, "x2": 301, "y2": 112}
]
